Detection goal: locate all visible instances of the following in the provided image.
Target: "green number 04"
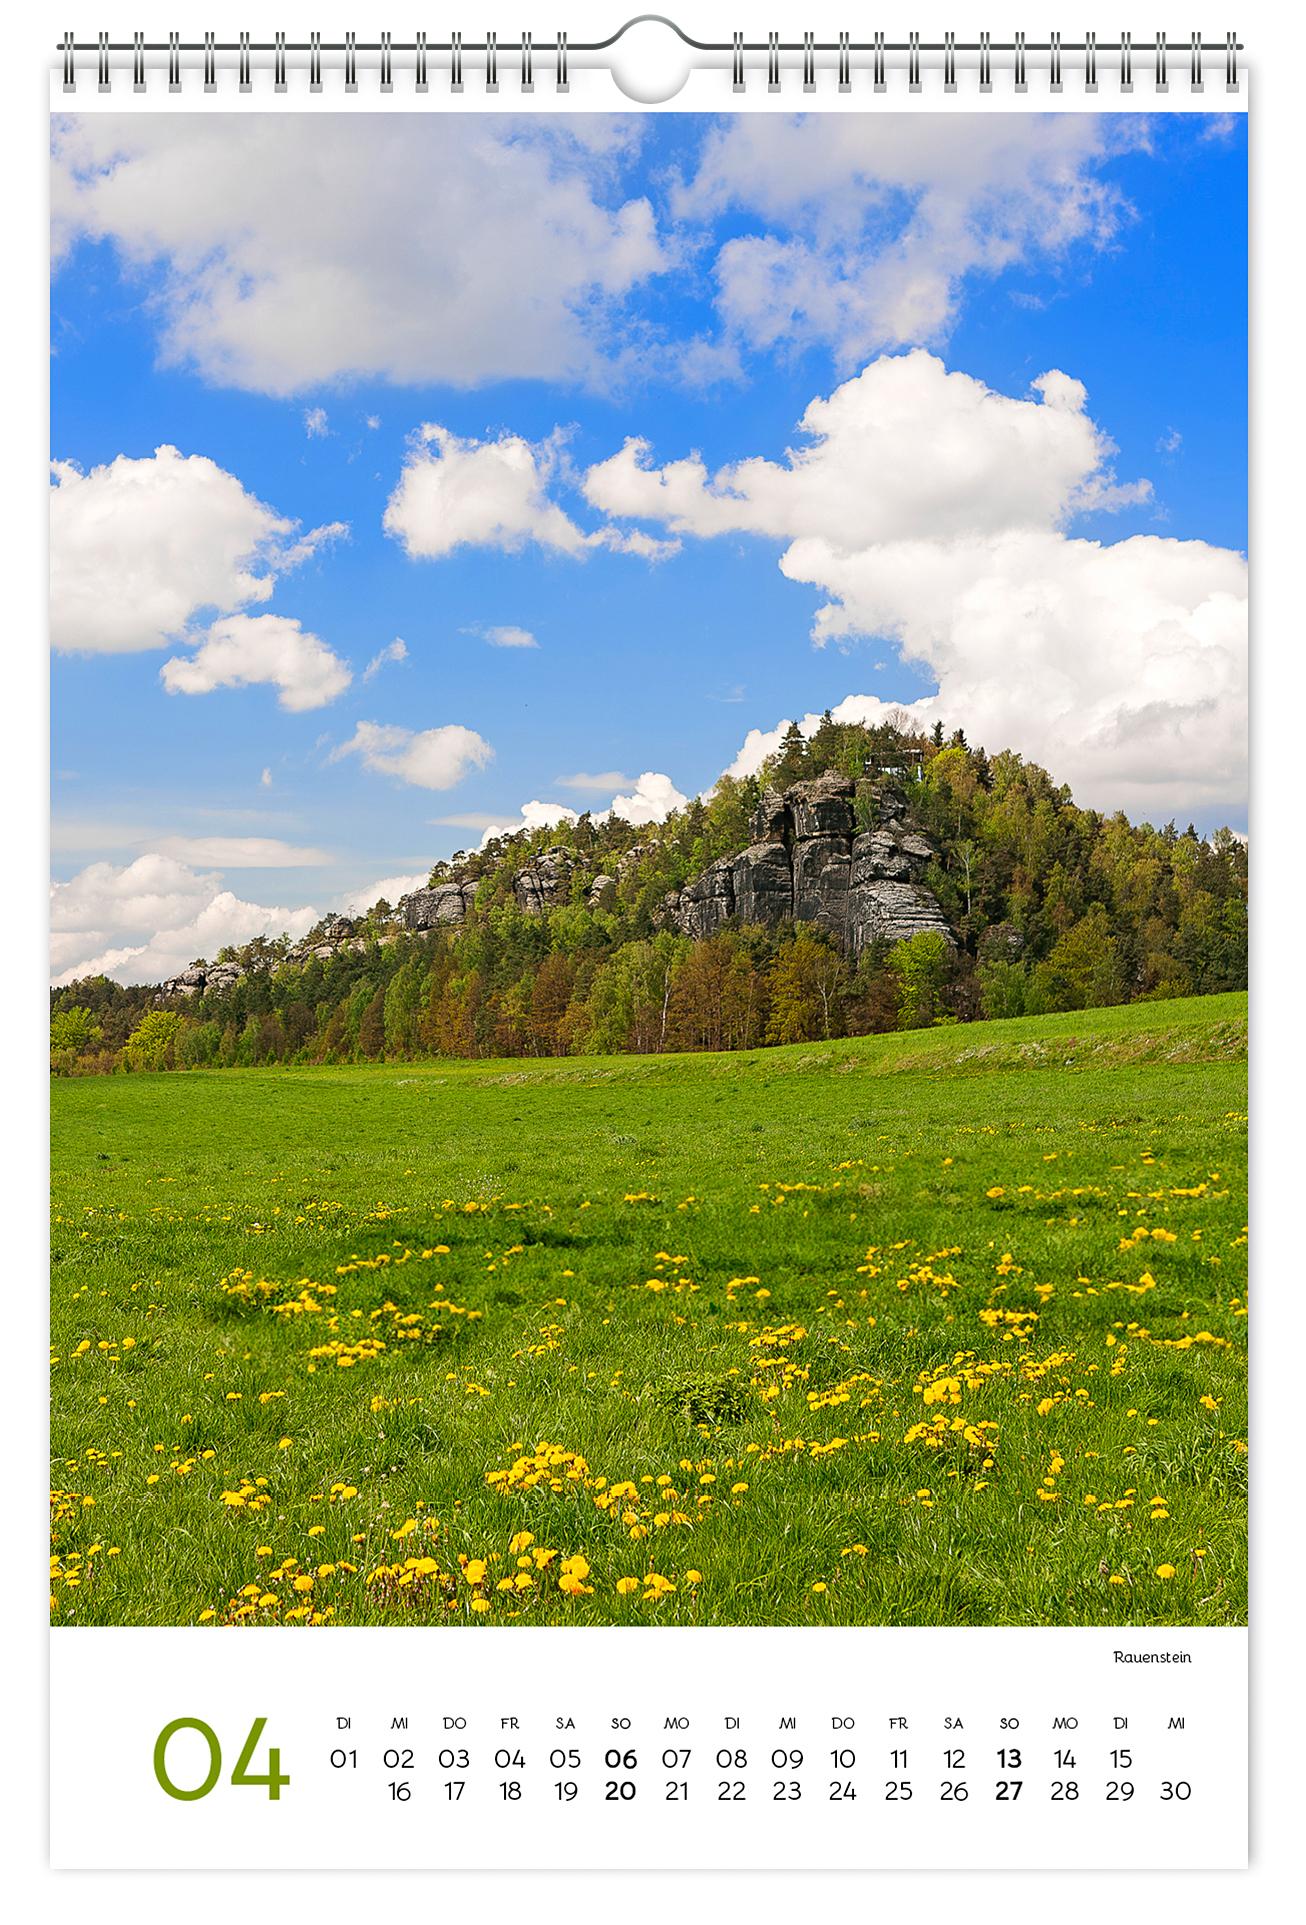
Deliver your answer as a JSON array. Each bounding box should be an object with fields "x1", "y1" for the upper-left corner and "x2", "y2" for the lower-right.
[{"x1": 153, "y1": 1717, "x2": 289, "y2": 1802}]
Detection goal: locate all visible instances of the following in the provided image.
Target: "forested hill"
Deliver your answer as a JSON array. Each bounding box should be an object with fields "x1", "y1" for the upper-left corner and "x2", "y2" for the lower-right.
[{"x1": 51, "y1": 715, "x2": 1247, "y2": 1074}]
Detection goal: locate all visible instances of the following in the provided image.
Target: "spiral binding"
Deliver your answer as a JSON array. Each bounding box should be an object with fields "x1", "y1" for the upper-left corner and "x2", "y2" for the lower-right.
[{"x1": 56, "y1": 25, "x2": 1242, "y2": 96}]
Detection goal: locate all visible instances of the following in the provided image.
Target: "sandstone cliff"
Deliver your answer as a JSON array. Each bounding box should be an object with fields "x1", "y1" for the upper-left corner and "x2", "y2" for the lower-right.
[
  {"x1": 157, "y1": 774, "x2": 951, "y2": 1001},
  {"x1": 663, "y1": 773, "x2": 952, "y2": 956}
]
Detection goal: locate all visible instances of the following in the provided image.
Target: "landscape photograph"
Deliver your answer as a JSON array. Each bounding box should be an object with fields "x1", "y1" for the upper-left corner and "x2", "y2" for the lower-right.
[{"x1": 50, "y1": 107, "x2": 1247, "y2": 1628}]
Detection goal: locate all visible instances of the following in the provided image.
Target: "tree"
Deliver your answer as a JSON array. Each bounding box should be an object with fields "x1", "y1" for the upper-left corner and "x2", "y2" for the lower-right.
[
  {"x1": 49, "y1": 715, "x2": 1250, "y2": 1077},
  {"x1": 767, "y1": 933, "x2": 847, "y2": 1044},
  {"x1": 772, "y1": 722, "x2": 809, "y2": 788},
  {"x1": 1030, "y1": 904, "x2": 1124, "y2": 1011},
  {"x1": 123, "y1": 1009, "x2": 184, "y2": 1072},
  {"x1": 50, "y1": 1006, "x2": 101, "y2": 1061},
  {"x1": 890, "y1": 932, "x2": 952, "y2": 1030},
  {"x1": 528, "y1": 954, "x2": 575, "y2": 1055},
  {"x1": 357, "y1": 985, "x2": 387, "y2": 1059},
  {"x1": 954, "y1": 839, "x2": 978, "y2": 922},
  {"x1": 383, "y1": 958, "x2": 425, "y2": 1055},
  {"x1": 431, "y1": 969, "x2": 486, "y2": 1058},
  {"x1": 669, "y1": 934, "x2": 762, "y2": 1052},
  {"x1": 488, "y1": 977, "x2": 528, "y2": 1056},
  {"x1": 177, "y1": 1020, "x2": 222, "y2": 1068},
  {"x1": 977, "y1": 959, "x2": 1028, "y2": 1021}
]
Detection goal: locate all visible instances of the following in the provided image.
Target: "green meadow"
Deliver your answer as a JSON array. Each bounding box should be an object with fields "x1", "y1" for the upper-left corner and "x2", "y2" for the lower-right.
[{"x1": 50, "y1": 992, "x2": 1248, "y2": 1628}]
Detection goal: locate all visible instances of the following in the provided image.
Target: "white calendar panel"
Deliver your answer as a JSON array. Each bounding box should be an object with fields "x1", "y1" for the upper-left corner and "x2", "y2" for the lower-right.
[{"x1": 51, "y1": 1626, "x2": 1246, "y2": 1870}]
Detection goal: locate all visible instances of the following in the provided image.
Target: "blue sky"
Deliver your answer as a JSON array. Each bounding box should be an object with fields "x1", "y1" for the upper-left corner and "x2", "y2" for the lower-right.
[{"x1": 50, "y1": 108, "x2": 1247, "y2": 983}]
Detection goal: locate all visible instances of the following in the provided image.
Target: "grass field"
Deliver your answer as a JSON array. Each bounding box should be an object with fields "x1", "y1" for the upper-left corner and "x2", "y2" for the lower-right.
[{"x1": 50, "y1": 992, "x2": 1248, "y2": 1629}]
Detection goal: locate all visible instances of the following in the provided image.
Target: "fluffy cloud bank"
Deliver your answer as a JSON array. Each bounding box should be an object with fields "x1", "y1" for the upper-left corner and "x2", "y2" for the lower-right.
[
  {"x1": 385, "y1": 425, "x2": 679, "y2": 562},
  {"x1": 675, "y1": 113, "x2": 1137, "y2": 367},
  {"x1": 335, "y1": 873, "x2": 429, "y2": 917},
  {"x1": 333, "y1": 721, "x2": 494, "y2": 792},
  {"x1": 584, "y1": 350, "x2": 1147, "y2": 545},
  {"x1": 586, "y1": 351, "x2": 1247, "y2": 818},
  {"x1": 51, "y1": 445, "x2": 344, "y2": 655},
  {"x1": 780, "y1": 537, "x2": 1245, "y2": 815},
  {"x1": 51, "y1": 853, "x2": 318, "y2": 986},
  {"x1": 161, "y1": 613, "x2": 352, "y2": 712},
  {"x1": 385, "y1": 427, "x2": 590, "y2": 560},
  {"x1": 473, "y1": 771, "x2": 688, "y2": 848},
  {"x1": 53, "y1": 116, "x2": 662, "y2": 394},
  {"x1": 53, "y1": 115, "x2": 1143, "y2": 394},
  {"x1": 471, "y1": 801, "x2": 583, "y2": 847},
  {"x1": 605, "y1": 771, "x2": 689, "y2": 825}
]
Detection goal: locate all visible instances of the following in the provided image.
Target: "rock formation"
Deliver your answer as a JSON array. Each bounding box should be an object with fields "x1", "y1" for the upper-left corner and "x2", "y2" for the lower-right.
[
  {"x1": 295, "y1": 915, "x2": 373, "y2": 961},
  {"x1": 156, "y1": 957, "x2": 250, "y2": 1000},
  {"x1": 154, "y1": 777, "x2": 951, "y2": 1002},
  {"x1": 511, "y1": 846, "x2": 579, "y2": 915},
  {"x1": 399, "y1": 846, "x2": 583, "y2": 930},
  {"x1": 401, "y1": 881, "x2": 477, "y2": 930},
  {"x1": 663, "y1": 773, "x2": 952, "y2": 956}
]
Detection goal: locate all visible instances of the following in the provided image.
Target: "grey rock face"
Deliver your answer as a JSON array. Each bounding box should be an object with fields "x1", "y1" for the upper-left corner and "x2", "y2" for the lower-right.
[
  {"x1": 513, "y1": 847, "x2": 578, "y2": 915},
  {"x1": 673, "y1": 858, "x2": 736, "y2": 939},
  {"x1": 790, "y1": 770, "x2": 855, "y2": 842},
  {"x1": 157, "y1": 958, "x2": 242, "y2": 1000},
  {"x1": 875, "y1": 781, "x2": 910, "y2": 824},
  {"x1": 852, "y1": 827, "x2": 933, "y2": 885},
  {"x1": 664, "y1": 773, "x2": 953, "y2": 954},
  {"x1": 203, "y1": 961, "x2": 245, "y2": 993},
  {"x1": 401, "y1": 882, "x2": 476, "y2": 930},
  {"x1": 586, "y1": 873, "x2": 617, "y2": 911},
  {"x1": 850, "y1": 882, "x2": 954, "y2": 953},
  {"x1": 285, "y1": 913, "x2": 390, "y2": 967},
  {"x1": 749, "y1": 789, "x2": 790, "y2": 845},
  {"x1": 793, "y1": 833, "x2": 850, "y2": 935},
  {"x1": 847, "y1": 804, "x2": 952, "y2": 954},
  {"x1": 616, "y1": 842, "x2": 651, "y2": 880},
  {"x1": 731, "y1": 841, "x2": 793, "y2": 925}
]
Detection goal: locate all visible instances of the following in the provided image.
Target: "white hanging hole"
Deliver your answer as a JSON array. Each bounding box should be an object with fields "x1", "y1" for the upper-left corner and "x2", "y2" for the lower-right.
[{"x1": 610, "y1": 16, "x2": 693, "y2": 104}]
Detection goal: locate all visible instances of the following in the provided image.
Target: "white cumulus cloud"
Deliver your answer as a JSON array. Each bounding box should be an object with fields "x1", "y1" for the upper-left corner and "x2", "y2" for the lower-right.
[
  {"x1": 473, "y1": 771, "x2": 688, "y2": 848},
  {"x1": 606, "y1": 771, "x2": 689, "y2": 825},
  {"x1": 50, "y1": 445, "x2": 343, "y2": 654},
  {"x1": 333, "y1": 721, "x2": 494, "y2": 791},
  {"x1": 52, "y1": 116, "x2": 663, "y2": 394},
  {"x1": 385, "y1": 425, "x2": 680, "y2": 563},
  {"x1": 335, "y1": 873, "x2": 430, "y2": 916},
  {"x1": 51, "y1": 852, "x2": 318, "y2": 986},
  {"x1": 161, "y1": 613, "x2": 353, "y2": 712},
  {"x1": 474, "y1": 801, "x2": 582, "y2": 848},
  {"x1": 584, "y1": 350, "x2": 1148, "y2": 547},
  {"x1": 591, "y1": 351, "x2": 1246, "y2": 819},
  {"x1": 784, "y1": 536, "x2": 1247, "y2": 816},
  {"x1": 385, "y1": 427, "x2": 589, "y2": 559},
  {"x1": 675, "y1": 113, "x2": 1139, "y2": 367}
]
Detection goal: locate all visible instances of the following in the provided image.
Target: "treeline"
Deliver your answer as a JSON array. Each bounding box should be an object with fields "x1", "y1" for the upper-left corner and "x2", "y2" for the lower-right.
[{"x1": 51, "y1": 718, "x2": 1247, "y2": 1074}]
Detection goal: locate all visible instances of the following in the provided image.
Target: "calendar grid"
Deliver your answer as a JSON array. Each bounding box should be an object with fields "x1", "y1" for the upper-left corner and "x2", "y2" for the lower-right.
[{"x1": 51, "y1": 1626, "x2": 1247, "y2": 1870}]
